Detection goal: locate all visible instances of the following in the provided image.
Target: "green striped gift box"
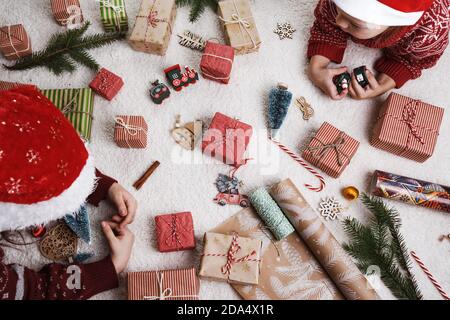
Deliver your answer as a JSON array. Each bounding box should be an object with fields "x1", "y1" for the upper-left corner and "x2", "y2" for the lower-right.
[
  {"x1": 41, "y1": 88, "x2": 94, "y2": 141},
  {"x1": 100, "y1": 0, "x2": 129, "y2": 33}
]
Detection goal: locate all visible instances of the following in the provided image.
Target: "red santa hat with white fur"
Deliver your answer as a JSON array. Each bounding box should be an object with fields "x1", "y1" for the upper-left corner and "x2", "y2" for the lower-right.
[
  {"x1": 333, "y1": 0, "x2": 435, "y2": 26},
  {"x1": 0, "y1": 86, "x2": 96, "y2": 231}
]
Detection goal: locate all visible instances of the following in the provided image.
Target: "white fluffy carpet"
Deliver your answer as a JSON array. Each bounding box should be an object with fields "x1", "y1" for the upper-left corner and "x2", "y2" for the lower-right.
[{"x1": 1, "y1": 0, "x2": 449, "y2": 300}]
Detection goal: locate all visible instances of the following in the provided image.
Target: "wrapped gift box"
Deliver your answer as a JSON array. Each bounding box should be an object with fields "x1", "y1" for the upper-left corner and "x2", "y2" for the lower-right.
[
  {"x1": 302, "y1": 122, "x2": 360, "y2": 178},
  {"x1": 128, "y1": 0, "x2": 176, "y2": 55},
  {"x1": 201, "y1": 112, "x2": 252, "y2": 166},
  {"x1": 218, "y1": 0, "x2": 261, "y2": 55},
  {"x1": 114, "y1": 115, "x2": 148, "y2": 148},
  {"x1": 199, "y1": 232, "x2": 261, "y2": 285},
  {"x1": 370, "y1": 93, "x2": 444, "y2": 162},
  {"x1": 51, "y1": 0, "x2": 84, "y2": 26},
  {"x1": 100, "y1": 0, "x2": 128, "y2": 32},
  {"x1": 41, "y1": 88, "x2": 94, "y2": 141},
  {"x1": 89, "y1": 68, "x2": 124, "y2": 101},
  {"x1": 128, "y1": 268, "x2": 200, "y2": 300},
  {"x1": 155, "y1": 212, "x2": 195, "y2": 252},
  {"x1": 0, "y1": 24, "x2": 32, "y2": 60},
  {"x1": 200, "y1": 41, "x2": 234, "y2": 84},
  {"x1": 0, "y1": 81, "x2": 37, "y2": 91}
]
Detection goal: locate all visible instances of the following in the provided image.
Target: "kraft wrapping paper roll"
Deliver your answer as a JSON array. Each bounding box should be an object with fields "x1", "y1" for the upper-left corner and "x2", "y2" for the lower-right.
[{"x1": 269, "y1": 179, "x2": 380, "y2": 300}]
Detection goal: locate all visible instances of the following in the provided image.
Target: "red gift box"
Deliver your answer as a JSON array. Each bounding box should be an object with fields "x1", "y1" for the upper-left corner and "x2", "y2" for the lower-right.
[
  {"x1": 51, "y1": 0, "x2": 84, "y2": 26},
  {"x1": 128, "y1": 268, "x2": 200, "y2": 300},
  {"x1": 200, "y1": 41, "x2": 234, "y2": 84},
  {"x1": 202, "y1": 112, "x2": 252, "y2": 167},
  {"x1": 370, "y1": 93, "x2": 444, "y2": 162},
  {"x1": 0, "y1": 24, "x2": 32, "y2": 60},
  {"x1": 155, "y1": 212, "x2": 195, "y2": 253},
  {"x1": 114, "y1": 115, "x2": 148, "y2": 148},
  {"x1": 302, "y1": 122, "x2": 360, "y2": 178},
  {"x1": 89, "y1": 68, "x2": 123, "y2": 100}
]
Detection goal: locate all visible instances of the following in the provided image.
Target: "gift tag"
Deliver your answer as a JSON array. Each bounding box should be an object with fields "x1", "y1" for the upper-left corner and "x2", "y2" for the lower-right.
[{"x1": 39, "y1": 223, "x2": 77, "y2": 262}]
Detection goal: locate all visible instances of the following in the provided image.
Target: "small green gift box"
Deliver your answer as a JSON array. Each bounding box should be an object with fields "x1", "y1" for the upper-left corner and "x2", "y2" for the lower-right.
[
  {"x1": 41, "y1": 88, "x2": 94, "y2": 141},
  {"x1": 100, "y1": 0, "x2": 128, "y2": 33}
]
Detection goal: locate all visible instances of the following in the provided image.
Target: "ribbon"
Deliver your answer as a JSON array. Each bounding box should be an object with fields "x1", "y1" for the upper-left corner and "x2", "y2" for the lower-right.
[
  {"x1": 55, "y1": 0, "x2": 83, "y2": 28},
  {"x1": 201, "y1": 53, "x2": 233, "y2": 81},
  {"x1": 135, "y1": 0, "x2": 173, "y2": 46},
  {"x1": 143, "y1": 272, "x2": 199, "y2": 300},
  {"x1": 161, "y1": 215, "x2": 192, "y2": 250},
  {"x1": 2, "y1": 25, "x2": 30, "y2": 58},
  {"x1": 60, "y1": 90, "x2": 93, "y2": 119},
  {"x1": 306, "y1": 131, "x2": 349, "y2": 167},
  {"x1": 218, "y1": 0, "x2": 258, "y2": 49},
  {"x1": 100, "y1": 0, "x2": 125, "y2": 32},
  {"x1": 114, "y1": 116, "x2": 147, "y2": 148}
]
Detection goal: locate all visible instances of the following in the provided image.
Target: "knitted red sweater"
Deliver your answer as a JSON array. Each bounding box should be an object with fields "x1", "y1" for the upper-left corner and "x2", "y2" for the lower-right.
[
  {"x1": 307, "y1": 0, "x2": 450, "y2": 88},
  {"x1": 0, "y1": 170, "x2": 118, "y2": 300}
]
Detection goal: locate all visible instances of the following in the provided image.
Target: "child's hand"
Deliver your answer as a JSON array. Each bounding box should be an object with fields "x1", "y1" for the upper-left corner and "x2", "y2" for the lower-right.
[
  {"x1": 308, "y1": 55, "x2": 348, "y2": 100},
  {"x1": 101, "y1": 221, "x2": 135, "y2": 274},
  {"x1": 349, "y1": 71, "x2": 396, "y2": 100},
  {"x1": 107, "y1": 183, "x2": 137, "y2": 230}
]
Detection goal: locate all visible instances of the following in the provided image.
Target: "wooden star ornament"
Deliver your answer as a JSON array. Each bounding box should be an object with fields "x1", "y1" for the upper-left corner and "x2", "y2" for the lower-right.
[{"x1": 274, "y1": 22, "x2": 296, "y2": 40}]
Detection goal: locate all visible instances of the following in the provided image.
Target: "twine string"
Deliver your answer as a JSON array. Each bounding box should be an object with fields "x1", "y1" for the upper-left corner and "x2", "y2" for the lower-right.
[
  {"x1": 114, "y1": 116, "x2": 147, "y2": 148},
  {"x1": 142, "y1": 271, "x2": 199, "y2": 300},
  {"x1": 306, "y1": 132, "x2": 349, "y2": 167},
  {"x1": 60, "y1": 90, "x2": 93, "y2": 119},
  {"x1": 201, "y1": 53, "x2": 233, "y2": 81},
  {"x1": 101, "y1": 0, "x2": 125, "y2": 32},
  {"x1": 135, "y1": 0, "x2": 173, "y2": 46}
]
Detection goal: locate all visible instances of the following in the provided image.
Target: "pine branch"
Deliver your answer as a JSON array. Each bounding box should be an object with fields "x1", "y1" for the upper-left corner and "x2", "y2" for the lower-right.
[
  {"x1": 176, "y1": 0, "x2": 219, "y2": 22},
  {"x1": 342, "y1": 194, "x2": 423, "y2": 300},
  {"x1": 177, "y1": 30, "x2": 207, "y2": 51},
  {"x1": 4, "y1": 21, "x2": 125, "y2": 75}
]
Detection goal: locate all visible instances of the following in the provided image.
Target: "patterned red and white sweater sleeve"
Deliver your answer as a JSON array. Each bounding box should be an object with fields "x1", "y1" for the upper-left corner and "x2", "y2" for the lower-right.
[{"x1": 308, "y1": 0, "x2": 450, "y2": 88}]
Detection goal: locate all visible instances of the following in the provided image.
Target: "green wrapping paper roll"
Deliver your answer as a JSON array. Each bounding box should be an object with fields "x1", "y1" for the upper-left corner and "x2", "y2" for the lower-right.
[{"x1": 249, "y1": 187, "x2": 295, "y2": 240}]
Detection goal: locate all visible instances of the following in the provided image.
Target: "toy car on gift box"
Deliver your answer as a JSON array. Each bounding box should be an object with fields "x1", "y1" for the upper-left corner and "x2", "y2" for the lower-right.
[
  {"x1": 213, "y1": 192, "x2": 250, "y2": 208},
  {"x1": 164, "y1": 64, "x2": 199, "y2": 91},
  {"x1": 149, "y1": 80, "x2": 170, "y2": 104},
  {"x1": 333, "y1": 72, "x2": 351, "y2": 94}
]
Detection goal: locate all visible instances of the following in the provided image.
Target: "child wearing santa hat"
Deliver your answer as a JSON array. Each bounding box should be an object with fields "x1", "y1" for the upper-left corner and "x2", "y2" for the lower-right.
[
  {"x1": 308, "y1": 0, "x2": 450, "y2": 100},
  {"x1": 0, "y1": 86, "x2": 137, "y2": 300}
]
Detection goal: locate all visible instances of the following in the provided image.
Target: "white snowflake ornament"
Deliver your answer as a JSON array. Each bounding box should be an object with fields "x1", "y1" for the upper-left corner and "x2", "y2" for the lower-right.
[
  {"x1": 274, "y1": 22, "x2": 296, "y2": 40},
  {"x1": 318, "y1": 197, "x2": 344, "y2": 221}
]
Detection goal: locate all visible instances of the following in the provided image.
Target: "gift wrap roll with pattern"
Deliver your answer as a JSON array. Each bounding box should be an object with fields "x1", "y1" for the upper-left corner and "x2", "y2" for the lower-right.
[
  {"x1": 249, "y1": 187, "x2": 295, "y2": 240},
  {"x1": 269, "y1": 179, "x2": 380, "y2": 300}
]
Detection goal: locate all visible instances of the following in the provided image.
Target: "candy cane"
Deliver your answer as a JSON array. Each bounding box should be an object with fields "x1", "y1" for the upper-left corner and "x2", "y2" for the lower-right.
[
  {"x1": 410, "y1": 251, "x2": 449, "y2": 300},
  {"x1": 269, "y1": 136, "x2": 326, "y2": 192}
]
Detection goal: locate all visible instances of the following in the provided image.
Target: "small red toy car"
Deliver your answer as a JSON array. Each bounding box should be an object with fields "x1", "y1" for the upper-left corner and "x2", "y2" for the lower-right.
[{"x1": 213, "y1": 192, "x2": 250, "y2": 207}]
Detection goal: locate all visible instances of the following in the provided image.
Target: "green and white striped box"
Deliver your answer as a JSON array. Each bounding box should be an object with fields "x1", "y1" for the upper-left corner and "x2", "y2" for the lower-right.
[
  {"x1": 100, "y1": 0, "x2": 129, "y2": 33},
  {"x1": 41, "y1": 88, "x2": 94, "y2": 141}
]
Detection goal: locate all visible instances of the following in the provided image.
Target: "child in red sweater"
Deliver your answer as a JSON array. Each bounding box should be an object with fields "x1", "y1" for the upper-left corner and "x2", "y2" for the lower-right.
[
  {"x1": 0, "y1": 86, "x2": 137, "y2": 300},
  {"x1": 308, "y1": 0, "x2": 450, "y2": 100}
]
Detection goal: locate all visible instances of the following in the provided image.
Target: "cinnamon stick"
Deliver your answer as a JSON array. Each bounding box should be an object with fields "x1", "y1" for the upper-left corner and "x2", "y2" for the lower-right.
[{"x1": 133, "y1": 160, "x2": 160, "y2": 190}]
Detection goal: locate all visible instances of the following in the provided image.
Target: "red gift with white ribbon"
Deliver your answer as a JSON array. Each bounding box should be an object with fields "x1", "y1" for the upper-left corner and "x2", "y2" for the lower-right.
[{"x1": 200, "y1": 41, "x2": 234, "y2": 84}]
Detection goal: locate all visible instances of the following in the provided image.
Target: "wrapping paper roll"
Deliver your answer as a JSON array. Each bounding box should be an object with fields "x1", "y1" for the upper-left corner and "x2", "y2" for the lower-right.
[{"x1": 269, "y1": 179, "x2": 380, "y2": 300}]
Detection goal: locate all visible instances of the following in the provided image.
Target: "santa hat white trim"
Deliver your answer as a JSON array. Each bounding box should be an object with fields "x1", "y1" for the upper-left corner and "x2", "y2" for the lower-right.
[
  {"x1": 333, "y1": 0, "x2": 424, "y2": 26},
  {"x1": 0, "y1": 153, "x2": 96, "y2": 232}
]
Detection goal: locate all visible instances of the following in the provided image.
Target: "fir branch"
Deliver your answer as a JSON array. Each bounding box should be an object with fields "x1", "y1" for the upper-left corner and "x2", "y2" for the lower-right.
[
  {"x1": 176, "y1": 0, "x2": 219, "y2": 22},
  {"x1": 4, "y1": 22, "x2": 125, "y2": 75},
  {"x1": 342, "y1": 194, "x2": 423, "y2": 300}
]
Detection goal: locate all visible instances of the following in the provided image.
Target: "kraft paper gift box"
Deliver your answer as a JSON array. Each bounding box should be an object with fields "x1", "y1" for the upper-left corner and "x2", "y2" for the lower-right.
[
  {"x1": 128, "y1": 0, "x2": 176, "y2": 55},
  {"x1": 89, "y1": 68, "x2": 124, "y2": 101},
  {"x1": 114, "y1": 115, "x2": 148, "y2": 148},
  {"x1": 41, "y1": 88, "x2": 94, "y2": 141},
  {"x1": 218, "y1": 0, "x2": 261, "y2": 55},
  {"x1": 100, "y1": 0, "x2": 128, "y2": 32},
  {"x1": 0, "y1": 24, "x2": 32, "y2": 60},
  {"x1": 370, "y1": 93, "x2": 444, "y2": 162},
  {"x1": 200, "y1": 41, "x2": 234, "y2": 84},
  {"x1": 199, "y1": 232, "x2": 262, "y2": 285},
  {"x1": 128, "y1": 268, "x2": 200, "y2": 300},
  {"x1": 201, "y1": 112, "x2": 252, "y2": 167},
  {"x1": 155, "y1": 212, "x2": 196, "y2": 252},
  {"x1": 302, "y1": 122, "x2": 360, "y2": 178},
  {"x1": 51, "y1": 0, "x2": 84, "y2": 26}
]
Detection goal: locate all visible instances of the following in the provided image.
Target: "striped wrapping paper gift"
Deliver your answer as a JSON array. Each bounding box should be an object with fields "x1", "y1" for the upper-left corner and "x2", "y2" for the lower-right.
[
  {"x1": 370, "y1": 93, "x2": 444, "y2": 163},
  {"x1": 50, "y1": 0, "x2": 84, "y2": 26},
  {"x1": 114, "y1": 115, "x2": 148, "y2": 148},
  {"x1": 127, "y1": 268, "x2": 200, "y2": 300},
  {"x1": 0, "y1": 81, "x2": 37, "y2": 91},
  {"x1": 0, "y1": 24, "x2": 32, "y2": 60},
  {"x1": 302, "y1": 122, "x2": 360, "y2": 178},
  {"x1": 41, "y1": 88, "x2": 94, "y2": 141},
  {"x1": 100, "y1": 0, "x2": 129, "y2": 33}
]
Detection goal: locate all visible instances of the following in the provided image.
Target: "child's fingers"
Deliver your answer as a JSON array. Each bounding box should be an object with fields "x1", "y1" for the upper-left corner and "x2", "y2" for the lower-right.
[
  {"x1": 111, "y1": 215, "x2": 123, "y2": 223},
  {"x1": 101, "y1": 221, "x2": 117, "y2": 243},
  {"x1": 329, "y1": 66, "x2": 348, "y2": 76},
  {"x1": 365, "y1": 70, "x2": 379, "y2": 90},
  {"x1": 351, "y1": 74, "x2": 365, "y2": 97},
  {"x1": 124, "y1": 196, "x2": 137, "y2": 221}
]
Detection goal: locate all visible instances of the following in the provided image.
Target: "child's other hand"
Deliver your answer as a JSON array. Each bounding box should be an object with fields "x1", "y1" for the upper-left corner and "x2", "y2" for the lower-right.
[
  {"x1": 102, "y1": 221, "x2": 135, "y2": 274},
  {"x1": 107, "y1": 182, "x2": 137, "y2": 230},
  {"x1": 308, "y1": 55, "x2": 348, "y2": 100},
  {"x1": 349, "y1": 70, "x2": 396, "y2": 100}
]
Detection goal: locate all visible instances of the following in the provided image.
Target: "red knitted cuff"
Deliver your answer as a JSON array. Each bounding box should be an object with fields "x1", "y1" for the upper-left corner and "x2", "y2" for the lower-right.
[
  {"x1": 374, "y1": 57, "x2": 414, "y2": 88},
  {"x1": 81, "y1": 255, "x2": 119, "y2": 299},
  {"x1": 87, "y1": 169, "x2": 117, "y2": 207},
  {"x1": 307, "y1": 42, "x2": 346, "y2": 64}
]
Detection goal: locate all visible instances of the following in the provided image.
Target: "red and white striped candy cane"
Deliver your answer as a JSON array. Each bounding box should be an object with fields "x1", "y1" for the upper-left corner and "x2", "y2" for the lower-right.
[
  {"x1": 410, "y1": 251, "x2": 449, "y2": 300},
  {"x1": 269, "y1": 136, "x2": 326, "y2": 192}
]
